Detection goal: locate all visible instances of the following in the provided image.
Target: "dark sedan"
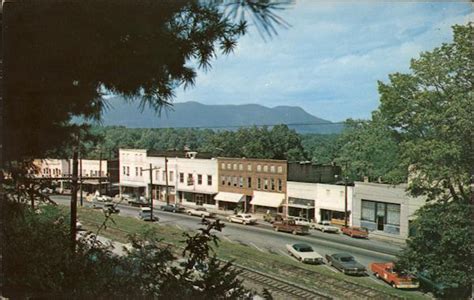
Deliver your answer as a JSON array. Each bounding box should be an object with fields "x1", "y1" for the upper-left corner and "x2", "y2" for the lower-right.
[
  {"x1": 325, "y1": 253, "x2": 366, "y2": 275},
  {"x1": 160, "y1": 204, "x2": 185, "y2": 213}
]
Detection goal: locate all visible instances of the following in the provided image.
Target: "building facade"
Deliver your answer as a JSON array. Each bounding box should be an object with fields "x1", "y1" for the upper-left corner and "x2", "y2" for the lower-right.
[
  {"x1": 352, "y1": 182, "x2": 424, "y2": 241},
  {"x1": 217, "y1": 157, "x2": 287, "y2": 213},
  {"x1": 118, "y1": 149, "x2": 148, "y2": 197}
]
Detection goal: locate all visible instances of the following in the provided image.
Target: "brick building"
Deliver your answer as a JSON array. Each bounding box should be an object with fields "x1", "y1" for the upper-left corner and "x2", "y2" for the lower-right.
[{"x1": 216, "y1": 157, "x2": 287, "y2": 214}]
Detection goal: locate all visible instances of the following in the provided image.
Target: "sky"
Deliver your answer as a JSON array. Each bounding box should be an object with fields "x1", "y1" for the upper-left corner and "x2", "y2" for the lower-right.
[{"x1": 171, "y1": 1, "x2": 473, "y2": 122}]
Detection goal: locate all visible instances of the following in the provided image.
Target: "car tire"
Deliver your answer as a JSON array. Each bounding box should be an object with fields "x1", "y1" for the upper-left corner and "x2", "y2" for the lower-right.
[
  {"x1": 292, "y1": 230, "x2": 297, "y2": 235},
  {"x1": 188, "y1": 212, "x2": 192, "y2": 215},
  {"x1": 172, "y1": 209, "x2": 176, "y2": 213},
  {"x1": 374, "y1": 272, "x2": 380, "y2": 278},
  {"x1": 391, "y1": 282, "x2": 397, "y2": 289}
]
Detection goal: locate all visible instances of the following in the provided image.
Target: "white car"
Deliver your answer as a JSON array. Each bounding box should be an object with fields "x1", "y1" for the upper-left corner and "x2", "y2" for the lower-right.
[
  {"x1": 186, "y1": 207, "x2": 215, "y2": 218},
  {"x1": 227, "y1": 214, "x2": 257, "y2": 225},
  {"x1": 286, "y1": 243, "x2": 324, "y2": 264},
  {"x1": 288, "y1": 216, "x2": 311, "y2": 227},
  {"x1": 313, "y1": 220, "x2": 339, "y2": 233},
  {"x1": 94, "y1": 195, "x2": 113, "y2": 202}
]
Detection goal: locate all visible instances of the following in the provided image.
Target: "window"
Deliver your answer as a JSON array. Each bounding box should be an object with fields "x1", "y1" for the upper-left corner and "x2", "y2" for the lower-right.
[
  {"x1": 233, "y1": 176, "x2": 237, "y2": 187},
  {"x1": 197, "y1": 174, "x2": 202, "y2": 185},
  {"x1": 387, "y1": 204, "x2": 401, "y2": 226},
  {"x1": 264, "y1": 178, "x2": 268, "y2": 190},
  {"x1": 221, "y1": 176, "x2": 225, "y2": 185},
  {"x1": 239, "y1": 176, "x2": 243, "y2": 188},
  {"x1": 270, "y1": 166, "x2": 275, "y2": 173},
  {"x1": 140, "y1": 168, "x2": 143, "y2": 177},
  {"x1": 247, "y1": 164, "x2": 252, "y2": 171},
  {"x1": 247, "y1": 177, "x2": 252, "y2": 188},
  {"x1": 207, "y1": 175, "x2": 212, "y2": 186},
  {"x1": 239, "y1": 163, "x2": 243, "y2": 171},
  {"x1": 257, "y1": 178, "x2": 261, "y2": 189},
  {"x1": 271, "y1": 178, "x2": 275, "y2": 190},
  {"x1": 123, "y1": 166, "x2": 126, "y2": 175},
  {"x1": 278, "y1": 179, "x2": 282, "y2": 191},
  {"x1": 179, "y1": 172, "x2": 184, "y2": 183},
  {"x1": 361, "y1": 201, "x2": 376, "y2": 222},
  {"x1": 187, "y1": 174, "x2": 194, "y2": 185},
  {"x1": 162, "y1": 171, "x2": 166, "y2": 180},
  {"x1": 155, "y1": 170, "x2": 160, "y2": 181},
  {"x1": 227, "y1": 163, "x2": 231, "y2": 169},
  {"x1": 257, "y1": 165, "x2": 261, "y2": 172},
  {"x1": 263, "y1": 165, "x2": 268, "y2": 172},
  {"x1": 135, "y1": 167, "x2": 139, "y2": 176},
  {"x1": 233, "y1": 163, "x2": 237, "y2": 170},
  {"x1": 277, "y1": 166, "x2": 283, "y2": 173},
  {"x1": 227, "y1": 176, "x2": 231, "y2": 186},
  {"x1": 126, "y1": 166, "x2": 130, "y2": 176},
  {"x1": 169, "y1": 171, "x2": 174, "y2": 182},
  {"x1": 221, "y1": 163, "x2": 226, "y2": 170}
]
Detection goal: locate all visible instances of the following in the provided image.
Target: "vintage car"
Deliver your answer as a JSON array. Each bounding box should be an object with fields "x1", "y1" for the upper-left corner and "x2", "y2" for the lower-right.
[
  {"x1": 186, "y1": 207, "x2": 215, "y2": 218},
  {"x1": 263, "y1": 213, "x2": 284, "y2": 224},
  {"x1": 227, "y1": 213, "x2": 258, "y2": 225},
  {"x1": 341, "y1": 226, "x2": 368, "y2": 238},
  {"x1": 417, "y1": 270, "x2": 469, "y2": 298},
  {"x1": 138, "y1": 207, "x2": 158, "y2": 222},
  {"x1": 313, "y1": 220, "x2": 339, "y2": 233},
  {"x1": 325, "y1": 253, "x2": 366, "y2": 275},
  {"x1": 287, "y1": 216, "x2": 312, "y2": 227},
  {"x1": 94, "y1": 195, "x2": 113, "y2": 202},
  {"x1": 286, "y1": 243, "x2": 323, "y2": 264},
  {"x1": 273, "y1": 219, "x2": 309, "y2": 235},
  {"x1": 370, "y1": 262, "x2": 419, "y2": 289},
  {"x1": 160, "y1": 204, "x2": 185, "y2": 213}
]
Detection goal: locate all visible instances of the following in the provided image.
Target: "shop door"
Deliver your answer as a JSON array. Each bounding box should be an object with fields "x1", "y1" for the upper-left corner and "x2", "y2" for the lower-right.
[
  {"x1": 196, "y1": 194, "x2": 204, "y2": 206},
  {"x1": 377, "y1": 216, "x2": 384, "y2": 231}
]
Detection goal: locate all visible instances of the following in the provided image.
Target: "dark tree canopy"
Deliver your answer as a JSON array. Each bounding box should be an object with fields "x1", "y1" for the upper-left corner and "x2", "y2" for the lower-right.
[{"x1": 2, "y1": 0, "x2": 291, "y2": 162}]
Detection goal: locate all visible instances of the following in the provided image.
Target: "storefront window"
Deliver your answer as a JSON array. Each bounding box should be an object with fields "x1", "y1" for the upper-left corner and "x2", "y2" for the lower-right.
[
  {"x1": 387, "y1": 203, "x2": 400, "y2": 225},
  {"x1": 361, "y1": 200, "x2": 376, "y2": 222},
  {"x1": 270, "y1": 178, "x2": 275, "y2": 190},
  {"x1": 257, "y1": 178, "x2": 261, "y2": 189}
]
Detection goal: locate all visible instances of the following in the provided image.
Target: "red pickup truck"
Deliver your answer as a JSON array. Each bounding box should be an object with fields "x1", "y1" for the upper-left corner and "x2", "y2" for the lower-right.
[
  {"x1": 370, "y1": 262, "x2": 419, "y2": 289},
  {"x1": 273, "y1": 220, "x2": 309, "y2": 235}
]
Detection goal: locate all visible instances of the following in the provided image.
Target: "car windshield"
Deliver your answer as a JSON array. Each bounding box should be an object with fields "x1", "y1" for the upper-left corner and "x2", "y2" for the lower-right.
[
  {"x1": 197, "y1": 208, "x2": 206, "y2": 211},
  {"x1": 340, "y1": 256, "x2": 354, "y2": 262},
  {"x1": 243, "y1": 215, "x2": 251, "y2": 218},
  {"x1": 299, "y1": 247, "x2": 313, "y2": 252}
]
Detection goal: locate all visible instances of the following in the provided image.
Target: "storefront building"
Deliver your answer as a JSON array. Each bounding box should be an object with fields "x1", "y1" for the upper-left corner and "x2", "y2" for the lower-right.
[
  {"x1": 286, "y1": 181, "x2": 317, "y2": 221},
  {"x1": 217, "y1": 157, "x2": 287, "y2": 213},
  {"x1": 118, "y1": 149, "x2": 148, "y2": 198},
  {"x1": 352, "y1": 182, "x2": 424, "y2": 241}
]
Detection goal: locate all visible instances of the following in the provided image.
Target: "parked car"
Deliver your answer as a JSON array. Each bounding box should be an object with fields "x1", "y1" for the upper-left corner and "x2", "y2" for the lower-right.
[
  {"x1": 160, "y1": 204, "x2": 185, "y2": 213},
  {"x1": 94, "y1": 195, "x2": 113, "y2": 202},
  {"x1": 102, "y1": 203, "x2": 120, "y2": 214},
  {"x1": 186, "y1": 207, "x2": 215, "y2": 218},
  {"x1": 370, "y1": 262, "x2": 419, "y2": 289},
  {"x1": 138, "y1": 207, "x2": 158, "y2": 222},
  {"x1": 227, "y1": 214, "x2": 258, "y2": 225},
  {"x1": 76, "y1": 221, "x2": 83, "y2": 230},
  {"x1": 417, "y1": 270, "x2": 469, "y2": 298},
  {"x1": 286, "y1": 243, "x2": 323, "y2": 264},
  {"x1": 313, "y1": 220, "x2": 339, "y2": 233},
  {"x1": 128, "y1": 196, "x2": 149, "y2": 207},
  {"x1": 287, "y1": 216, "x2": 311, "y2": 227},
  {"x1": 341, "y1": 226, "x2": 368, "y2": 238},
  {"x1": 325, "y1": 253, "x2": 366, "y2": 275},
  {"x1": 263, "y1": 212, "x2": 283, "y2": 224},
  {"x1": 273, "y1": 219, "x2": 309, "y2": 235}
]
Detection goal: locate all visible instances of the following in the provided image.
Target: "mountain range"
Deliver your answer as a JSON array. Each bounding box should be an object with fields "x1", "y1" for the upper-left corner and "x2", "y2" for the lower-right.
[{"x1": 98, "y1": 97, "x2": 343, "y2": 134}]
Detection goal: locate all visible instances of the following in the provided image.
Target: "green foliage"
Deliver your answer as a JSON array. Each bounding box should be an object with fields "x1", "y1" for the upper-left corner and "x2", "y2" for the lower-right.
[
  {"x1": 4, "y1": 201, "x2": 252, "y2": 299},
  {"x1": 301, "y1": 133, "x2": 342, "y2": 164},
  {"x1": 334, "y1": 117, "x2": 407, "y2": 183},
  {"x1": 378, "y1": 22, "x2": 473, "y2": 200},
  {"x1": 82, "y1": 125, "x2": 308, "y2": 161},
  {"x1": 396, "y1": 198, "x2": 473, "y2": 295}
]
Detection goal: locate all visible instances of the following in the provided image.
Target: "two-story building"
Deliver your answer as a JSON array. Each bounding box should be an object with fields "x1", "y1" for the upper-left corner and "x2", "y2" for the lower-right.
[
  {"x1": 216, "y1": 157, "x2": 287, "y2": 214},
  {"x1": 118, "y1": 149, "x2": 148, "y2": 198}
]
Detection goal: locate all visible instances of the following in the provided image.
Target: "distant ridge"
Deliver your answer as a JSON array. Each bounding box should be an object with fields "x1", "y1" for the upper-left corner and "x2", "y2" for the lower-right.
[{"x1": 98, "y1": 97, "x2": 343, "y2": 134}]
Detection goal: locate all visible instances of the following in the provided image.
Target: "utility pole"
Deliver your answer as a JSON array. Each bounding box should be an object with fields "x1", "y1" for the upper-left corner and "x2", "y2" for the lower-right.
[
  {"x1": 143, "y1": 163, "x2": 160, "y2": 221},
  {"x1": 70, "y1": 150, "x2": 79, "y2": 252},
  {"x1": 79, "y1": 150, "x2": 83, "y2": 206},
  {"x1": 165, "y1": 156, "x2": 169, "y2": 205},
  {"x1": 344, "y1": 161, "x2": 349, "y2": 227},
  {"x1": 98, "y1": 149, "x2": 102, "y2": 195}
]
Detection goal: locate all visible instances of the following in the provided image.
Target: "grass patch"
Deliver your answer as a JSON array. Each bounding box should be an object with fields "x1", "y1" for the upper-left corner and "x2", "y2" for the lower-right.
[{"x1": 77, "y1": 207, "x2": 429, "y2": 300}]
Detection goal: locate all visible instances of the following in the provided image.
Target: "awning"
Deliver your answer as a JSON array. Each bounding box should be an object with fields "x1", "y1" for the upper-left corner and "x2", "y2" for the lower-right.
[
  {"x1": 287, "y1": 203, "x2": 315, "y2": 209},
  {"x1": 214, "y1": 192, "x2": 245, "y2": 203},
  {"x1": 114, "y1": 182, "x2": 147, "y2": 188},
  {"x1": 82, "y1": 180, "x2": 110, "y2": 185},
  {"x1": 250, "y1": 191, "x2": 285, "y2": 208}
]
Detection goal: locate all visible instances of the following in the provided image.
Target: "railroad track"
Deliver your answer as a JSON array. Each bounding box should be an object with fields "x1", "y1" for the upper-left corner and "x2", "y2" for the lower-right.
[{"x1": 231, "y1": 262, "x2": 332, "y2": 300}]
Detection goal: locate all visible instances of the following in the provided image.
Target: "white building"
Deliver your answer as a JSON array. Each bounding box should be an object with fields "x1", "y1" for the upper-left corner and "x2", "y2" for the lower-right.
[
  {"x1": 352, "y1": 182, "x2": 425, "y2": 241},
  {"x1": 286, "y1": 182, "x2": 353, "y2": 225},
  {"x1": 118, "y1": 149, "x2": 148, "y2": 197},
  {"x1": 33, "y1": 159, "x2": 70, "y2": 178},
  {"x1": 175, "y1": 157, "x2": 218, "y2": 209}
]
